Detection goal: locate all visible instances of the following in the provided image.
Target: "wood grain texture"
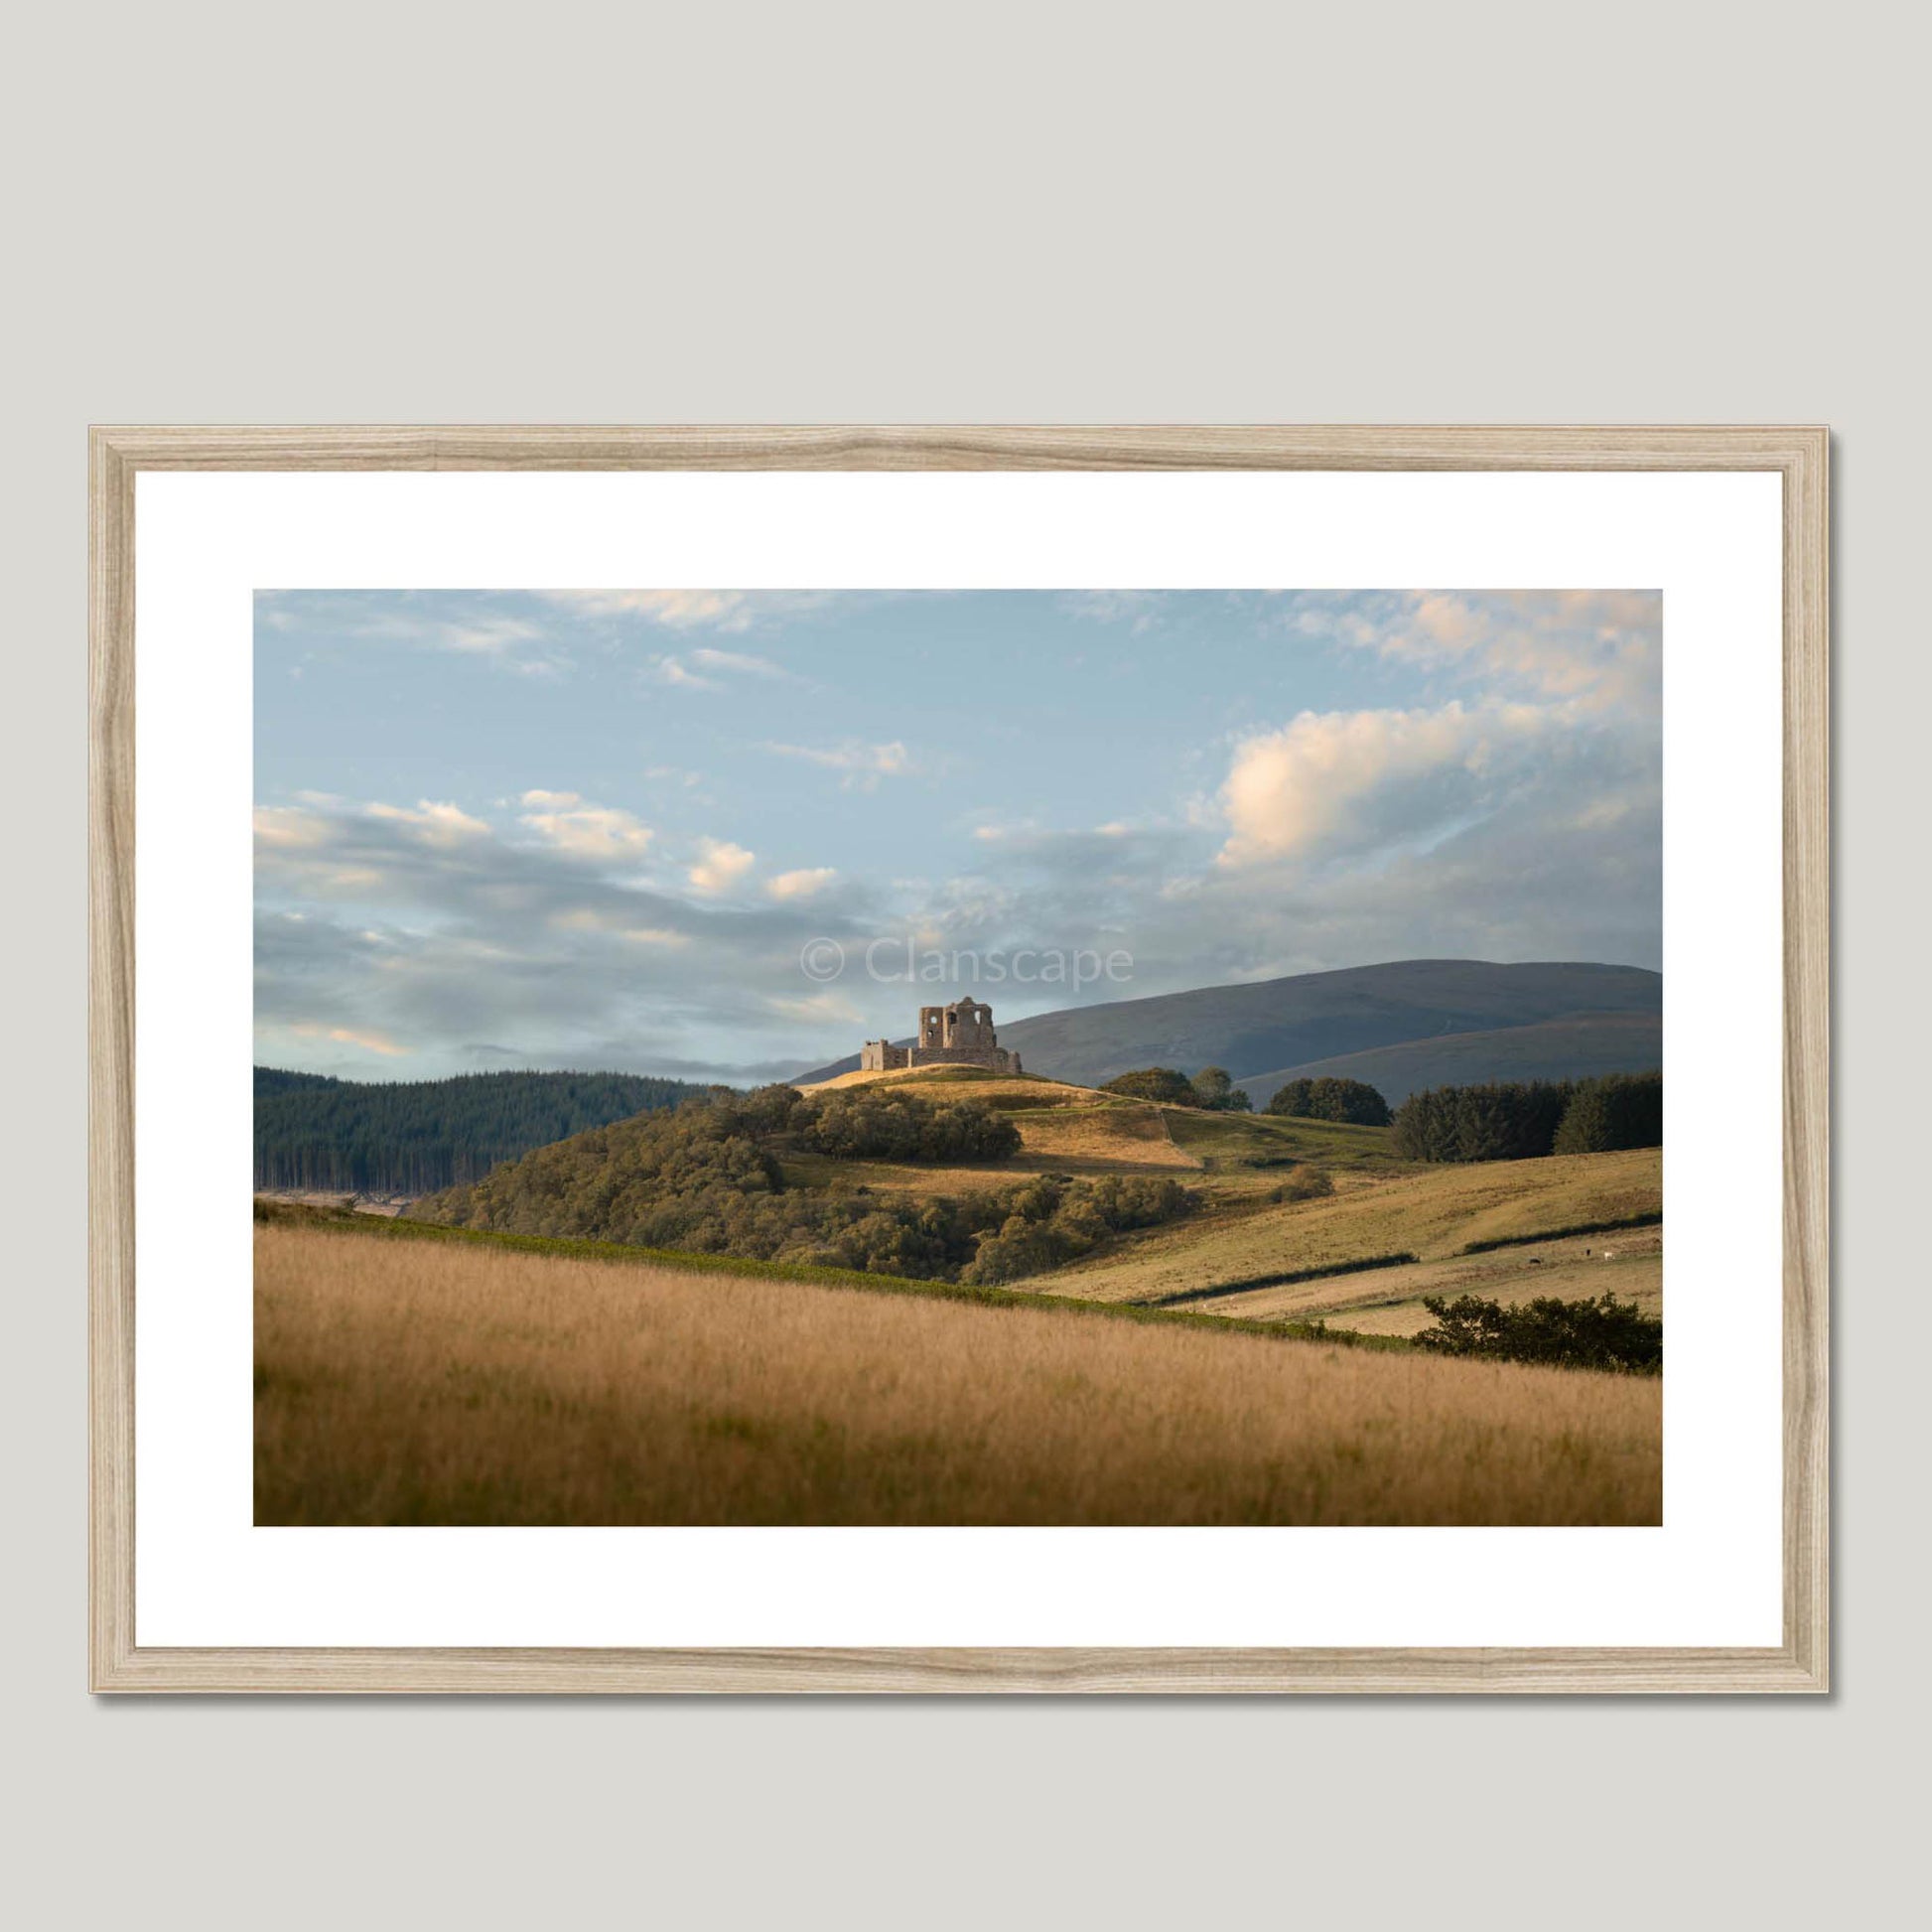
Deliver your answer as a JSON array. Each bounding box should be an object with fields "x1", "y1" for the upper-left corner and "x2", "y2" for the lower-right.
[
  {"x1": 88, "y1": 422, "x2": 1829, "y2": 473},
  {"x1": 1780, "y1": 429, "x2": 1831, "y2": 1692},
  {"x1": 89, "y1": 430, "x2": 136, "y2": 1699},
  {"x1": 88, "y1": 424, "x2": 1831, "y2": 1695}
]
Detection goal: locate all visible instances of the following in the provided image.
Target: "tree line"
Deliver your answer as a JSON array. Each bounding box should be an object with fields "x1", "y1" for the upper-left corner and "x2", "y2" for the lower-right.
[
  {"x1": 1390, "y1": 1071, "x2": 1662, "y2": 1164},
  {"x1": 254, "y1": 1067, "x2": 707, "y2": 1194},
  {"x1": 1097, "y1": 1065, "x2": 1396, "y2": 1127}
]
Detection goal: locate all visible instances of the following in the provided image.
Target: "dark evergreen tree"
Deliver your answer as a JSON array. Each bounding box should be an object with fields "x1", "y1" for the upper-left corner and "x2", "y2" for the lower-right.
[
  {"x1": 253, "y1": 1067, "x2": 706, "y2": 1194},
  {"x1": 1553, "y1": 1072, "x2": 1664, "y2": 1155},
  {"x1": 1390, "y1": 1079, "x2": 1575, "y2": 1162}
]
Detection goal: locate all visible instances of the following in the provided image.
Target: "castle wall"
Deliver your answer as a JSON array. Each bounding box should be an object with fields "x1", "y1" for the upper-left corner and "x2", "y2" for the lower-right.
[
  {"x1": 905, "y1": 1043, "x2": 1020, "y2": 1073},
  {"x1": 865, "y1": 1002, "x2": 1020, "y2": 1076}
]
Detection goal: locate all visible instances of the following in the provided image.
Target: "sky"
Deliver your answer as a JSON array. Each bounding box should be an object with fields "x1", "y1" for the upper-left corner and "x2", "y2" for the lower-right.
[{"x1": 254, "y1": 588, "x2": 1662, "y2": 1083}]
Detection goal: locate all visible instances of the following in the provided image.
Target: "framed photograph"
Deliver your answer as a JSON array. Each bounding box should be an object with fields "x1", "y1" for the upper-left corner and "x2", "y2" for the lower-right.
[{"x1": 90, "y1": 425, "x2": 1827, "y2": 1693}]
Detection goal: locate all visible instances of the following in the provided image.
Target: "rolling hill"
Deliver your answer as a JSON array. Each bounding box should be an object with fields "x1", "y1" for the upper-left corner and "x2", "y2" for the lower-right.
[
  {"x1": 1236, "y1": 1011, "x2": 1664, "y2": 1110},
  {"x1": 795, "y1": 959, "x2": 1661, "y2": 1097},
  {"x1": 401, "y1": 1062, "x2": 1661, "y2": 1328}
]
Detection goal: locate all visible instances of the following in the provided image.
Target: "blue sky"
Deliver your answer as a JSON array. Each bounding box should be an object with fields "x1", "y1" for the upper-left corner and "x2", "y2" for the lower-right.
[{"x1": 255, "y1": 588, "x2": 1662, "y2": 1081}]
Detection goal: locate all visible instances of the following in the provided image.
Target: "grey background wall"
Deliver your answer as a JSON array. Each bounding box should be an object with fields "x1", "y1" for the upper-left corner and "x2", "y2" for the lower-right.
[{"x1": 6, "y1": 2, "x2": 1920, "y2": 1924}]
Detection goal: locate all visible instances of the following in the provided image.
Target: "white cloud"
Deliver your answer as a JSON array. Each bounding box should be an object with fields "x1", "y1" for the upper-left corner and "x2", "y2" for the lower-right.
[
  {"x1": 364, "y1": 800, "x2": 492, "y2": 847},
  {"x1": 768, "y1": 740, "x2": 913, "y2": 789},
  {"x1": 656, "y1": 656, "x2": 722, "y2": 690},
  {"x1": 439, "y1": 617, "x2": 547, "y2": 658},
  {"x1": 650, "y1": 643, "x2": 803, "y2": 691},
  {"x1": 688, "y1": 646, "x2": 788, "y2": 677},
  {"x1": 766, "y1": 867, "x2": 838, "y2": 901},
  {"x1": 649, "y1": 642, "x2": 802, "y2": 691},
  {"x1": 517, "y1": 794, "x2": 654, "y2": 863},
  {"x1": 1061, "y1": 590, "x2": 1165, "y2": 632},
  {"x1": 253, "y1": 805, "x2": 332, "y2": 849},
  {"x1": 549, "y1": 589, "x2": 756, "y2": 629},
  {"x1": 354, "y1": 610, "x2": 568, "y2": 676},
  {"x1": 1216, "y1": 702, "x2": 1554, "y2": 871},
  {"x1": 538, "y1": 590, "x2": 839, "y2": 634},
  {"x1": 687, "y1": 837, "x2": 757, "y2": 895},
  {"x1": 1283, "y1": 590, "x2": 1660, "y2": 714}
]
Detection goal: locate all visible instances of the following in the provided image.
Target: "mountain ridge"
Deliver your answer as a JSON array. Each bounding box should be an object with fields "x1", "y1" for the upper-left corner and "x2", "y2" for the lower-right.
[{"x1": 792, "y1": 959, "x2": 1661, "y2": 1096}]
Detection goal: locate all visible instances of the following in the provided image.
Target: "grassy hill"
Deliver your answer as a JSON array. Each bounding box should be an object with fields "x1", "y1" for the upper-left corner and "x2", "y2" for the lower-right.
[
  {"x1": 1042, "y1": 1139, "x2": 1661, "y2": 1310},
  {"x1": 1236, "y1": 1011, "x2": 1665, "y2": 1109},
  {"x1": 794, "y1": 959, "x2": 1661, "y2": 1093},
  {"x1": 391, "y1": 1061, "x2": 1661, "y2": 1347}
]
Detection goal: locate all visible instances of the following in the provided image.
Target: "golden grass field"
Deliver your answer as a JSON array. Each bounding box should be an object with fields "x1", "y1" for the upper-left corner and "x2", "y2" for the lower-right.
[
  {"x1": 1044, "y1": 1143, "x2": 1662, "y2": 1308},
  {"x1": 1188, "y1": 1223, "x2": 1663, "y2": 1334},
  {"x1": 255, "y1": 1222, "x2": 1662, "y2": 1526}
]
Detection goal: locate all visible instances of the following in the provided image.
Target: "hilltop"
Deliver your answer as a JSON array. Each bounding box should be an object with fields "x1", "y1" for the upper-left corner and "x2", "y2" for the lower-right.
[{"x1": 793, "y1": 958, "x2": 1660, "y2": 1098}]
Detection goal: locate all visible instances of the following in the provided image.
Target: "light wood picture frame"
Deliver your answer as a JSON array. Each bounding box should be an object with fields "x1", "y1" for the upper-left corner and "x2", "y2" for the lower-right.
[{"x1": 89, "y1": 425, "x2": 1829, "y2": 1694}]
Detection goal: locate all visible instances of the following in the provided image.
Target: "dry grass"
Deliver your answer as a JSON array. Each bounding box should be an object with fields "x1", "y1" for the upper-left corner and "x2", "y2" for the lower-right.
[
  {"x1": 255, "y1": 1223, "x2": 1661, "y2": 1527},
  {"x1": 777, "y1": 1098, "x2": 1196, "y2": 1194},
  {"x1": 1049, "y1": 1146, "x2": 1663, "y2": 1305},
  {"x1": 1199, "y1": 1225, "x2": 1664, "y2": 1334},
  {"x1": 1004, "y1": 1099, "x2": 1198, "y2": 1171}
]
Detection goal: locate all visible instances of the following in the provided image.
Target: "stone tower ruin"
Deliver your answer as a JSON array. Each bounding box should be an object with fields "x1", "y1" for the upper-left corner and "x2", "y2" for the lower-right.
[{"x1": 860, "y1": 997, "x2": 1022, "y2": 1075}]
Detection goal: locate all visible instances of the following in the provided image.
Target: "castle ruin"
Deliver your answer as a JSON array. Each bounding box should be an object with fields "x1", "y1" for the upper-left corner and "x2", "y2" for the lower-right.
[{"x1": 860, "y1": 997, "x2": 1023, "y2": 1075}]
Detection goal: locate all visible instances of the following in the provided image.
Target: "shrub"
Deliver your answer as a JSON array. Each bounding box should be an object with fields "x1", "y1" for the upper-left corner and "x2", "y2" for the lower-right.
[
  {"x1": 1189, "y1": 1066, "x2": 1253, "y2": 1112},
  {"x1": 1266, "y1": 1076, "x2": 1391, "y2": 1127},
  {"x1": 1553, "y1": 1072, "x2": 1663, "y2": 1155},
  {"x1": 1411, "y1": 1293, "x2": 1662, "y2": 1374},
  {"x1": 1099, "y1": 1067, "x2": 1197, "y2": 1106},
  {"x1": 959, "y1": 1172, "x2": 1193, "y2": 1285},
  {"x1": 1269, "y1": 1166, "x2": 1335, "y2": 1203},
  {"x1": 795, "y1": 1091, "x2": 1021, "y2": 1163}
]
